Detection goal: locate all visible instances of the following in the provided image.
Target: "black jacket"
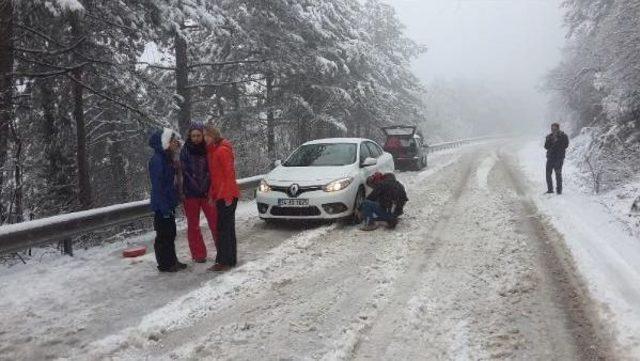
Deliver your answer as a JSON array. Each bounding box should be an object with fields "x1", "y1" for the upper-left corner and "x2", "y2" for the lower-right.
[
  {"x1": 366, "y1": 175, "x2": 408, "y2": 216},
  {"x1": 544, "y1": 131, "x2": 569, "y2": 160}
]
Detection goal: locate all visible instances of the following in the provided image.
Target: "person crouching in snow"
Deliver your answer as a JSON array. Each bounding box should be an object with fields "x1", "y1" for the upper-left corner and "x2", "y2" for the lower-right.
[
  {"x1": 148, "y1": 128, "x2": 188, "y2": 272},
  {"x1": 359, "y1": 173, "x2": 408, "y2": 231},
  {"x1": 181, "y1": 122, "x2": 219, "y2": 263},
  {"x1": 204, "y1": 125, "x2": 240, "y2": 272}
]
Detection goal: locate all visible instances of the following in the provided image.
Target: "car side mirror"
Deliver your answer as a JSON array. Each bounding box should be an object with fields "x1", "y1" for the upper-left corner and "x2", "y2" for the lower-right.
[
  {"x1": 274, "y1": 159, "x2": 282, "y2": 167},
  {"x1": 361, "y1": 157, "x2": 377, "y2": 168}
]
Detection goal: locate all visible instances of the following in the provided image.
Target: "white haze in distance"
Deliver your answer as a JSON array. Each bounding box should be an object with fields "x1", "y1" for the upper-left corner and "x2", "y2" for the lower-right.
[{"x1": 385, "y1": 0, "x2": 567, "y2": 134}]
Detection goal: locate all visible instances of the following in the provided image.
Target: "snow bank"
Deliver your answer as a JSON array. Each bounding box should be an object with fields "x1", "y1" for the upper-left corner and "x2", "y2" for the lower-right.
[{"x1": 518, "y1": 140, "x2": 640, "y2": 356}]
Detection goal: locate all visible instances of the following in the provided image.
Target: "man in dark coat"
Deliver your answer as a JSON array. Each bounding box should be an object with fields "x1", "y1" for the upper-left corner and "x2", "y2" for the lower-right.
[
  {"x1": 360, "y1": 173, "x2": 408, "y2": 231},
  {"x1": 149, "y1": 128, "x2": 187, "y2": 272},
  {"x1": 544, "y1": 123, "x2": 570, "y2": 194}
]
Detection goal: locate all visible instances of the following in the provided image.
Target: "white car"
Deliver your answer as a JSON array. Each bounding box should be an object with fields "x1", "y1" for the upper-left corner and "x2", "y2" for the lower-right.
[{"x1": 256, "y1": 138, "x2": 395, "y2": 221}]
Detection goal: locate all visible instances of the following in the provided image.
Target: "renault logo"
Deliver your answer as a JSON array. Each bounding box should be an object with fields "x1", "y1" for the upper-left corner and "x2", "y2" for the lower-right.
[{"x1": 288, "y1": 183, "x2": 300, "y2": 197}]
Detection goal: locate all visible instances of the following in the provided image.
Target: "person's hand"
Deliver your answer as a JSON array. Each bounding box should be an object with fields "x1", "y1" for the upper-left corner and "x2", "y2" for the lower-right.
[{"x1": 208, "y1": 197, "x2": 215, "y2": 207}]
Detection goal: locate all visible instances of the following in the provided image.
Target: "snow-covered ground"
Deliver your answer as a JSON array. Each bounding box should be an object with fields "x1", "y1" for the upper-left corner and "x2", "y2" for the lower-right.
[
  {"x1": 518, "y1": 139, "x2": 640, "y2": 357},
  {"x1": 1, "y1": 140, "x2": 636, "y2": 360}
]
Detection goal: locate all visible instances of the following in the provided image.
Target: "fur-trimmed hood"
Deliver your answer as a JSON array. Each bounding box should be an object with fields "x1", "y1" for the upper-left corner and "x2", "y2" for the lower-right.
[{"x1": 149, "y1": 128, "x2": 179, "y2": 153}]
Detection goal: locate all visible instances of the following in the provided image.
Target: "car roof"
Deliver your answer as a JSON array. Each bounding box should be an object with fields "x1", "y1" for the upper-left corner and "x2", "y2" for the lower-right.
[{"x1": 303, "y1": 137, "x2": 371, "y2": 145}]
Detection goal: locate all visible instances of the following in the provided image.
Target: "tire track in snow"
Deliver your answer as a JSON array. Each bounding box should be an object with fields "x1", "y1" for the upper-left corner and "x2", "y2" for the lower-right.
[
  {"x1": 347, "y1": 152, "x2": 479, "y2": 360},
  {"x1": 499, "y1": 149, "x2": 614, "y2": 360},
  {"x1": 68, "y1": 224, "x2": 339, "y2": 360}
]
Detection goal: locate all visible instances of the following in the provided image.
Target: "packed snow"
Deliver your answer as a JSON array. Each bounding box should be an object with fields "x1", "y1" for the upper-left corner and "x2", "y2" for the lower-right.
[{"x1": 1, "y1": 140, "x2": 638, "y2": 360}]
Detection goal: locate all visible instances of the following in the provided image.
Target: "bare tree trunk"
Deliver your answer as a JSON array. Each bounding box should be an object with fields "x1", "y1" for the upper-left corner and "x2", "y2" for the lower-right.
[
  {"x1": 9, "y1": 120, "x2": 22, "y2": 222},
  {"x1": 0, "y1": 0, "x2": 14, "y2": 224},
  {"x1": 71, "y1": 14, "x2": 92, "y2": 210},
  {"x1": 175, "y1": 30, "x2": 191, "y2": 135},
  {"x1": 107, "y1": 112, "x2": 128, "y2": 203},
  {"x1": 231, "y1": 84, "x2": 242, "y2": 131},
  {"x1": 266, "y1": 73, "x2": 276, "y2": 160}
]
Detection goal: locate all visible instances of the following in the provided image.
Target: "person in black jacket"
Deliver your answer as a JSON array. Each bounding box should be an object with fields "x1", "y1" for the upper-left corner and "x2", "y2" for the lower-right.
[
  {"x1": 544, "y1": 123, "x2": 570, "y2": 194},
  {"x1": 359, "y1": 173, "x2": 408, "y2": 231}
]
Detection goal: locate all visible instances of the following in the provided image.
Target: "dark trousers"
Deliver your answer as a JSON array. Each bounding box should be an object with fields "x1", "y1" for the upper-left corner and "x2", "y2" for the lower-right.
[
  {"x1": 153, "y1": 212, "x2": 177, "y2": 271},
  {"x1": 215, "y1": 198, "x2": 238, "y2": 266},
  {"x1": 546, "y1": 158, "x2": 564, "y2": 193}
]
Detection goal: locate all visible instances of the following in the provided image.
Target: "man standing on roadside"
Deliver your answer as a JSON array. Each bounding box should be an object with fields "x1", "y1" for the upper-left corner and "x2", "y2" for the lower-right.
[{"x1": 544, "y1": 123, "x2": 570, "y2": 195}]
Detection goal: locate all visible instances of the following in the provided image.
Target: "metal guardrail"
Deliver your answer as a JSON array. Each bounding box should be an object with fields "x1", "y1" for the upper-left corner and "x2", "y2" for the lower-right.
[
  {"x1": 426, "y1": 136, "x2": 497, "y2": 153},
  {"x1": 0, "y1": 135, "x2": 497, "y2": 254},
  {"x1": 0, "y1": 177, "x2": 263, "y2": 254}
]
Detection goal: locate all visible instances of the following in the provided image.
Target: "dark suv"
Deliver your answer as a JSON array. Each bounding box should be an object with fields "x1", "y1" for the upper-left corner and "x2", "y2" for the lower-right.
[{"x1": 381, "y1": 125, "x2": 427, "y2": 171}]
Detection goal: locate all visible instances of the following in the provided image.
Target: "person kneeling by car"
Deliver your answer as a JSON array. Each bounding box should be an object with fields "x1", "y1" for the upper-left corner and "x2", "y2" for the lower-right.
[{"x1": 360, "y1": 173, "x2": 408, "y2": 231}]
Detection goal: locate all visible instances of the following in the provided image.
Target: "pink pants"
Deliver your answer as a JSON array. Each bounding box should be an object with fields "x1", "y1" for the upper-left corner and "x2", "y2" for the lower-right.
[{"x1": 183, "y1": 198, "x2": 218, "y2": 261}]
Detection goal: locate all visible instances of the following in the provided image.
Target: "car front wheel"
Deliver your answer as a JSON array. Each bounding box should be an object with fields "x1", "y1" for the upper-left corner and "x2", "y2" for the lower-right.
[{"x1": 350, "y1": 186, "x2": 366, "y2": 224}]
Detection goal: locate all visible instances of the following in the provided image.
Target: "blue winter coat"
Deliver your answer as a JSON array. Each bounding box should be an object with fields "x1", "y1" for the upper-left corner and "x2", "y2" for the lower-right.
[
  {"x1": 180, "y1": 141, "x2": 210, "y2": 198},
  {"x1": 148, "y1": 131, "x2": 179, "y2": 217}
]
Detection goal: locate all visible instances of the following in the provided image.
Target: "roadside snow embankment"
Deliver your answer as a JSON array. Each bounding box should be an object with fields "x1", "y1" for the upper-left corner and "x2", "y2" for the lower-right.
[{"x1": 518, "y1": 140, "x2": 640, "y2": 357}]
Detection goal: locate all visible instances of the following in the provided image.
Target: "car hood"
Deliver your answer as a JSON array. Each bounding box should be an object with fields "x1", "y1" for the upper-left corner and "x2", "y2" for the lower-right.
[{"x1": 265, "y1": 165, "x2": 354, "y2": 186}]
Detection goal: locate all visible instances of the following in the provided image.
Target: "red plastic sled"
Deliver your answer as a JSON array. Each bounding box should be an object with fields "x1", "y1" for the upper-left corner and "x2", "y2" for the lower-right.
[{"x1": 123, "y1": 245, "x2": 147, "y2": 258}]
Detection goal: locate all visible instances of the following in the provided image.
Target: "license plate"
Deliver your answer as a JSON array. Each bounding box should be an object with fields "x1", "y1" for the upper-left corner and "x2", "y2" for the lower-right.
[{"x1": 278, "y1": 198, "x2": 309, "y2": 207}]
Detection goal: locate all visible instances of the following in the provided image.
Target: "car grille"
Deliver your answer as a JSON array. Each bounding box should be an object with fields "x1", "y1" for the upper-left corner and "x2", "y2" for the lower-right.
[
  {"x1": 271, "y1": 185, "x2": 323, "y2": 198},
  {"x1": 270, "y1": 206, "x2": 322, "y2": 217}
]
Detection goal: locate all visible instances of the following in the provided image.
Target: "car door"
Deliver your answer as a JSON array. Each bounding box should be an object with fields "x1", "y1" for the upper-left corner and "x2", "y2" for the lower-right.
[
  {"x1": 359, "y1": 142, "x2": 377, "y2": 188},
  {"x1": 368, "y1": 141, "x2": 394, "y2": 173}
]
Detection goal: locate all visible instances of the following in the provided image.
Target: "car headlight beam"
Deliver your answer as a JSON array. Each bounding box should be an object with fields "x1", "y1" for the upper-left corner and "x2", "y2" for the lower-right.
[{"x1": 323, "y1": 177, "x2": 354, "y2": 192}]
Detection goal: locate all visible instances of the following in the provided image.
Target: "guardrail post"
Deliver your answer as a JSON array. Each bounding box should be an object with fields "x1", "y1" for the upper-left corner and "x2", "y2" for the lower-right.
[{"x1": 62, "y1": 238, "x2": 73, "y2": 257}]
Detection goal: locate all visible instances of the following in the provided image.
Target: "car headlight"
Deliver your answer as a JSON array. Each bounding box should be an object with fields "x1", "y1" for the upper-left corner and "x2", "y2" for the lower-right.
[
  {"x1": 323, "y1": 177, "x2": 354, "y2": 192},
  {"x1": 258, "y1": 179, "x2": 271, "y2": 193}
]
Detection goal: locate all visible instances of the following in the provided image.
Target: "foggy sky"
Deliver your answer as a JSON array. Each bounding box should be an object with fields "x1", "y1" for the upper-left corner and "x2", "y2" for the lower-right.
[{"x1": 386, "y1": 0, "x2": 567, "y2": 125}]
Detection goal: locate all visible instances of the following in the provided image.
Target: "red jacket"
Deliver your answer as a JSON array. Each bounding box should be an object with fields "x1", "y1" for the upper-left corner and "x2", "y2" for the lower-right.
[{"x1": 207, "y1": 139, "x2": 240, "y2": 203}]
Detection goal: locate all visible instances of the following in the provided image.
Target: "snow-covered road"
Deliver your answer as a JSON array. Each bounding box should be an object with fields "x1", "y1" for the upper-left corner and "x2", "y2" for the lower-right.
[{"x1": 2, "y1": 140, "x2": 636, "y2": 360}]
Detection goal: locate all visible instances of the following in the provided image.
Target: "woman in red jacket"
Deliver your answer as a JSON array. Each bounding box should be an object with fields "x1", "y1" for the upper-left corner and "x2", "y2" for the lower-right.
[{"x1": 204, "y1": 126, "x2": 240, "y2": 271}]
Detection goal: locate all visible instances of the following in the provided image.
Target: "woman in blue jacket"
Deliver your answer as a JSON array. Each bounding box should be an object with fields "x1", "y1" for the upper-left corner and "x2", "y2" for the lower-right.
[{"x1": 148, "y1": 128, "x2": 187, "y2": 272}]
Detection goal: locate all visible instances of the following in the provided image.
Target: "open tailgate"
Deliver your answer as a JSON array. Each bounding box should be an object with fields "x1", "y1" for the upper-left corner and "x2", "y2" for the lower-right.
[{"x1": 381, "y1": 125, "x2": 417, "y2": 137}]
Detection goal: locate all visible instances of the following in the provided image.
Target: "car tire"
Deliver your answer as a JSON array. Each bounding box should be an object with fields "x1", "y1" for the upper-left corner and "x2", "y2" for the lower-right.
[
  {"x1": 262, "y1": 218, "x2": 277, "y2": 225},
  {"x1": 349, "y1": 186, "x2": 366, "y2": 225},
  {"x1": 413, "y1": 159, "x2": 421, "y2": 171}
]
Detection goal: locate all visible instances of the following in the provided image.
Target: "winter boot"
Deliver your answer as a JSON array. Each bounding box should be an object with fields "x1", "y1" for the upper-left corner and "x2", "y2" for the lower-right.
[
  {"x1": 158, "y1": 264, "x2": 179, "y2": 273},
  {"x1": 360, "y1": 220, "x2": 379, "y2": 231}
]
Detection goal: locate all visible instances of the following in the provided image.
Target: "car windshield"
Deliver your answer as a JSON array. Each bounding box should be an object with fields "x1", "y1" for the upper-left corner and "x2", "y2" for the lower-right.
[{"x1": 283, "y1": 143, "x2": 357, "y2": 167}]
